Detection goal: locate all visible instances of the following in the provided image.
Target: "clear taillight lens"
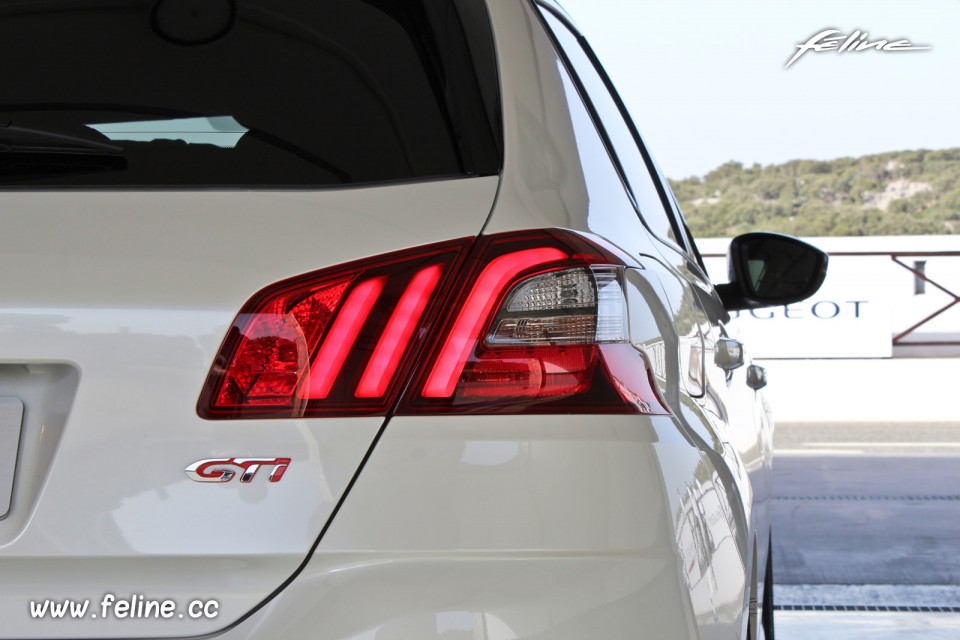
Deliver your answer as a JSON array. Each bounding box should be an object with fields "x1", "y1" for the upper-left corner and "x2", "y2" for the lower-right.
[
  {"x1": 198, "y1": 230, "x2": 669, "y2": 419},
  {"x1": 486, "y1": 267, "x2": 626, "y2": 346}
]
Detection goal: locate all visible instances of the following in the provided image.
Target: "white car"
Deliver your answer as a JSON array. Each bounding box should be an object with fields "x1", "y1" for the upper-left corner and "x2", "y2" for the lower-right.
[{"x1": 0, "y1": 1, "x2": 826, "y2": 639}]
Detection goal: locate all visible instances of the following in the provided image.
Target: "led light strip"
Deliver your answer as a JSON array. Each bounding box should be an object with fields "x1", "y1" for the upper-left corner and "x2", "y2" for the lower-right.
[{"x1": 423, "y1": 248, "x2": 566, "y2": 398}]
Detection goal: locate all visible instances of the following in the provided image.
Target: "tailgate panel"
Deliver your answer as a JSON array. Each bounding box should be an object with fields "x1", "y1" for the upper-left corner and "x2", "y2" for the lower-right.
[{"x1": 0, "y1": 177, "x2": 498, "y2": 637}]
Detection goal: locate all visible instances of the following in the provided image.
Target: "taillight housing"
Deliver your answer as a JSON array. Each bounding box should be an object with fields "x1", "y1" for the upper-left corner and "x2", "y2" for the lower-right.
[{"x1": 198, "y1": 229, "x2": 668, "y2": 419}]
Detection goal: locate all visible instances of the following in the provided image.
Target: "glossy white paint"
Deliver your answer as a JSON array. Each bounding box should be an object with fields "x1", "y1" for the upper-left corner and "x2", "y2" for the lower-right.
[
  {"x1": 0, "y1": 179, "x2": 498, "y2": 637},
  {"x1": 481, "y1": 1, "x2": 766, "y2": 636},
  {"x1": 215, "y1": 415, "x2": 744, "y2": 640},
  {"x1": 214, "y1": 3, "x2": 768, "y2": 639},
  {"x1": 0, "y1": 1, "x2": 773, "y2": 639}
]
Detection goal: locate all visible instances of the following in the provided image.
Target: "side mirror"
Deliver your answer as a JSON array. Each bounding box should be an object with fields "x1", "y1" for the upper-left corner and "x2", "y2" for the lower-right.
[{"x1": 716, "y1": 233, "x2": 828, "y2": 311}]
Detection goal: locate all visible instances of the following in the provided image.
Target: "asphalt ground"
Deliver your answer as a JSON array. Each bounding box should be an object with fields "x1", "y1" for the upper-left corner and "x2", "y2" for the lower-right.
[{"x1": 771, "y1": 422, "x2": 960, "y2": 638}]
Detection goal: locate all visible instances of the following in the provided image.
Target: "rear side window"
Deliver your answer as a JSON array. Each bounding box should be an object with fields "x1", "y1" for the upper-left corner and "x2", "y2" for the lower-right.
[
  {"x1": 0, "y1": 0, "x2": 501, "y2": 187},
  {"x1": 537, "y1": 8, "x2": 686, "y2": 250}
]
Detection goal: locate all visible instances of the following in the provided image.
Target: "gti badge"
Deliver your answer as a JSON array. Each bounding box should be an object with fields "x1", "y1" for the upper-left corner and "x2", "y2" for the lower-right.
[{"x1": 185, "y1": 457, "x2": 291, "y2": 483}]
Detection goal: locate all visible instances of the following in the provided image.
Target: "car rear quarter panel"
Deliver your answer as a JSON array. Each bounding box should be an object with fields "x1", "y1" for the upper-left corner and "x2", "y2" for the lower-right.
[
  {"x1": 479, "y1": 0, "x2": 755, "y2": 635},
  {"x1": 215, "y1": 1, "x2": 758, "y2": 639},
  {"x1": 213, "y1": 415, "x2": 744, "y2": 640}
]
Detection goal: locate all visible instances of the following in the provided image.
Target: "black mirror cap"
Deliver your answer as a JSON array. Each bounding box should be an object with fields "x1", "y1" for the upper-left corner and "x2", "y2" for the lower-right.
[{"x1": 716, "y1": 232, "x2": 828, "y2": 311}]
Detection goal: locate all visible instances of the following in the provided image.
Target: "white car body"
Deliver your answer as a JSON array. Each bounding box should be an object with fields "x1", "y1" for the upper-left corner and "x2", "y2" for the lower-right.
[{"x1": 0, "y1": 1, "x2": 777, "y2": 639}]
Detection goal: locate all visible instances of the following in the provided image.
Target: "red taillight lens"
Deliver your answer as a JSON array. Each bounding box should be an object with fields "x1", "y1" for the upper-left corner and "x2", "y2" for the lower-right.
[
  {"x1": 400, "y1": 231, "x2": 668, "y2": 415},
  {"x1": 198, "y1": 230, "x2": 669, "y2": 419},
  {"x1": 210, "y1": 276, "x2": 353, "y2": 410},
  {"x1": 198, "y1": 239, "x2": 470, "y2": 419},
  {"x1": 355, "y1": 264, "x2": 442, "y2": 398},
  {"x1": 422, "y1": 247, "x2": 567, "y2": 398}
]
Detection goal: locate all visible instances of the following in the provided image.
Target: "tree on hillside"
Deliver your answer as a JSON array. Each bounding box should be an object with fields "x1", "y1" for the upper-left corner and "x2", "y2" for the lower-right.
[{"x1": 669, "y1": 149, "x2": 959, "y2": 237}]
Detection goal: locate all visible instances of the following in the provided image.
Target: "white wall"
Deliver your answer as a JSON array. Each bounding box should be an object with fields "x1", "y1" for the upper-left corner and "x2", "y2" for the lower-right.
[{"x1": 758, "y1": 358, "x2": 957, "y2": 423}]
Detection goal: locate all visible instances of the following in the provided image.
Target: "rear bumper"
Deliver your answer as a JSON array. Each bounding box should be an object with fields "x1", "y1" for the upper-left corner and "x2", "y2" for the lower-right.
[{"x1": 223, "y1": 552, "x2": 694, "y2": 640}]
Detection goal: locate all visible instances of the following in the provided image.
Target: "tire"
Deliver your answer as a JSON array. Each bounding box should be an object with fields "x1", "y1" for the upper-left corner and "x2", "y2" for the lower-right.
[{"x1": 761, "y1": 535, "x2": 775, "y2": 640}]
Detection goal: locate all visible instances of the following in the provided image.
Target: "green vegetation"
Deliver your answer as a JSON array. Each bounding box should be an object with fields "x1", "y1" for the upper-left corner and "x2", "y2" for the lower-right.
[{"x1": 668, "y1": 148, "x2": 960, "y2": 237}]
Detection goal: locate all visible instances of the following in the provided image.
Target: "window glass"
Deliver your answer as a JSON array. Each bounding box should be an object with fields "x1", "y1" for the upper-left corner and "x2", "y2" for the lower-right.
[
  {"x1": 0, "y1": 0, "x2": 501, "y2": 187},
  {"x1": 539, "y1": 10, "x2": 684, "y2": 248}
]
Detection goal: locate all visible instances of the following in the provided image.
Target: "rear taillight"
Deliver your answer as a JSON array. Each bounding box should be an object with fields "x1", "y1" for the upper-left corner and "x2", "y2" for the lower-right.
[
  {"x1": 198, "y1": 230, "x2": 668, "y2": 419},
  {"x1": 197, "y1": 240, "x2": 469, "y2": 419},
  {"x1": 401, "y1": 231, "x2": 667, "y2": 415}
]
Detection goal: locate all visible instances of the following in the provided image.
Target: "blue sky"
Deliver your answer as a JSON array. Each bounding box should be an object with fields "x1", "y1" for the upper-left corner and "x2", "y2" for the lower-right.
[{"x1": 559, "y1": 0, "x2": 960, "y2": 179}]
